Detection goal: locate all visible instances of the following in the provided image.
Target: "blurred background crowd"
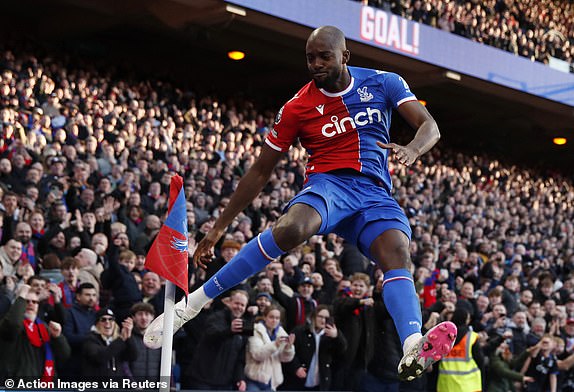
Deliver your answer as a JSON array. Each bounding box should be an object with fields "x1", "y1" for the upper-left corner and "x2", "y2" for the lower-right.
[
  {"x1": 356, "y1": 0, "x2": 574, "y2": 72},
  {"x1": 0, "y1": 3, "x2": 573, "y2": 390}
]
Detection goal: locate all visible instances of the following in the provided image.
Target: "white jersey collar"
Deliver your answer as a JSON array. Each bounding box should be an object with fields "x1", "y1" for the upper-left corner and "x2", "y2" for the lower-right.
[{"x1": 319, "y1": 76, "x2": 355, "y2": 97}]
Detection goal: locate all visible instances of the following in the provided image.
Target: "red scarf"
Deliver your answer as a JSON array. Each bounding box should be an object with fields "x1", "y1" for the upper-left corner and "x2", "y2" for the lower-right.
[{"x1": 23, "y1": 319, "x2": 55, "y2": 382}]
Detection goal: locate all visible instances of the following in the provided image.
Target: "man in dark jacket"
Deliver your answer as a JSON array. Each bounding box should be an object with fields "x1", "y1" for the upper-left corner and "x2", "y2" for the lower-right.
[
  {"x1": 283, "y1": 305, "x2": 347, "y2": 391},
  {"x1": 0, "y1": 284, "x2": 70, "y2": 381},
  {"x1": 273, "y1": 275, "x2": 318, "y2": 332},
  {"x1": 185, "y1": 290, "x2": 253, "y2": 390},
  {"x1": 60, "y1": 282, "x2": 98, "y2": 379},
  {"x1": 363, "y1": 287, "x2": 428, "y2": 392},
  {"x1": 129, "y1": 302, "x2": 161, "y2": 381},
  {"x1": 101, "y1": 249, "x2": 142, "y2": 322},
  {"x1": 333, "y1": 272, "x2": 376, "y2": 390}
]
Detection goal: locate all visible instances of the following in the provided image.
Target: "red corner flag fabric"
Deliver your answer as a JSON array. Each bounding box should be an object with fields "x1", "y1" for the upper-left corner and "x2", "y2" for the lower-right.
[{"x1": 145, "y1": 174, "x2": 189, "y2": 296}]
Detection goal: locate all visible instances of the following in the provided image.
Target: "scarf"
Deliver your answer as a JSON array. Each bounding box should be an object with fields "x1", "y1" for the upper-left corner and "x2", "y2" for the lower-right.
[
  {"x1": 296, "y1": 296, "x2": 317, "y2": 326},
  {"x1": 58, "y1": 281, "x2": 76, "y2": 308},
  {"x1": 341, "y1": 287, "x2": 368, "y2": 316},
  {"x1": 260, "y1": 320, "x2": 279, "y2": 341},
  {"x1": 23, "y1": 319, "x2": 54, "y2": 382},
  {"x1": 21, "y1": 242, "x2": 37, "y2": 271}
]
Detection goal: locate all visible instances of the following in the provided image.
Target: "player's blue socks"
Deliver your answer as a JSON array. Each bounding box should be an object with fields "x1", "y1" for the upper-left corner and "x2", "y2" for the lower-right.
[
  {"x1": 203, "y1": 229, "x2": 285, "y2": 298},
  {"x1": 382, "y1": 268, "x2": 423, "y2": 346}
]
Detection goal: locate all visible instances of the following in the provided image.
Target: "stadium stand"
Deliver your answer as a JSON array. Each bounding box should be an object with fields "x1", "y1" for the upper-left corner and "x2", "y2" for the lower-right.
[
  {"x1": 0, "y1": 9, "x2": 574, "y2": 391},
  {"x1": 355, "y1": 0, "x2": 574, "y2": 71}
]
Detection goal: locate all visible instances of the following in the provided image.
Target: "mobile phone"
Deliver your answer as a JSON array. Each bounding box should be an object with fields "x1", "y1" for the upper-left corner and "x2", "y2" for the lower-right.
[{"x1": 326, "y1": 317, "x2": 334, "y2": 326}]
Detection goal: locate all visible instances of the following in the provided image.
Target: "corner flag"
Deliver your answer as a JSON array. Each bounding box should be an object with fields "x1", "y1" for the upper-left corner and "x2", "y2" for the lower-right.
[{"x1": 145, "y1": 174, "x2": 189, "y2": 296}]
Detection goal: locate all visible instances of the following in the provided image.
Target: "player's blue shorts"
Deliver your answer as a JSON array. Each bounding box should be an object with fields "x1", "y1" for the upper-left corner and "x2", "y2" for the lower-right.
[{"x1": 284, "y1": 171, "x2": 411, "y2": 261}]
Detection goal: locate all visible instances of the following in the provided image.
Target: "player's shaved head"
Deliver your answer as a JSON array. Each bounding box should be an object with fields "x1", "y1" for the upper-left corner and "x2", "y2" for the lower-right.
[
  {"x1": 306, "y1": 26, "x2": 351, "y2": 92},
  {"x1": 307, "y1": 26, "x2": 347, "y2": 51}
]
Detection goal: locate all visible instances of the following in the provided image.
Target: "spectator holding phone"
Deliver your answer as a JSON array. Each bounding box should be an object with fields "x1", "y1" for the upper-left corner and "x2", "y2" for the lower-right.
[
  {"x1": 244, "y1": 305, "x2": 294, "y2": 390},
  {"x1": 522, "y1": 335, "x2": 559, "y2": 392},
  {"x1": 488, "y1": 339, "x2": 535, "y2": 392},
  {"x1": 284, "y1": 305, "x2": 347, "y2": 391}
]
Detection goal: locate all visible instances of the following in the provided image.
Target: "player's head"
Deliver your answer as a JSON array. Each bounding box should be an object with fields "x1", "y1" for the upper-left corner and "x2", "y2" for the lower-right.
[{"x1": 306, "y1": 26, "x2": 350, "y2": 90}]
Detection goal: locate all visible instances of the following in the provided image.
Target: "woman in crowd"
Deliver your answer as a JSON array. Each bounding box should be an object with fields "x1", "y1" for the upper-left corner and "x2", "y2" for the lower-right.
[
  {"x1": 82, "y1": 308, "x2": 137, "y2": 379},
  {"x1": 488, "y1": 339, "x2": 535, "y2": 392},
  {"x1": 245, "y1": 304, "x2": 295, "y2": 390},
  {"x1": 284, "y1": 305, "x2": 347, "y2": 391}
]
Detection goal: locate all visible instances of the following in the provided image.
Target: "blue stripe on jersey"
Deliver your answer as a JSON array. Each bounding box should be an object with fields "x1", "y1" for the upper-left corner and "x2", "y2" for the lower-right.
[{"x1": 342, "y1": 66, "x2": 416, "y2": 191}]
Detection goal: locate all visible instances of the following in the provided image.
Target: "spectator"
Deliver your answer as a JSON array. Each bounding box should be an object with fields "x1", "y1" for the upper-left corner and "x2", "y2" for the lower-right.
[
  {"x1": 141, "y1": 271, "x2": 164, "y2": 316},
  {"x1": 39, "y1": 253, "x2": 63, "y2": 284},
  {"x1": 0, "y1": 238, "x2": 22, "y2": 277},
  {"x1": 0, "y1": 284, "x2": 70, "y2": 380},
  {"x1": 265, "y1": 261, "x2": 294, "y2": 298},
  {"x1": 511, "y1": 311, "x2": 530, "y2": 355},
  {"x1": 28, "y1": 275, "x2": 66, "y2": 325},
  {"x1": 0, "y1": 263, "x2": 15, "y2": 318},
  {"x1": 273, "y1": 276, "x2": 318, "y2": 332},
  {"x1": 129, "y1": 302, "x2": 161, "y2": 381},
  {"x1": 522, "y1": 335, "x2": 559, "y2": 392},
  {"x1": 58, "y1": 257, "x2": 80, "y2": 309},
  {"x1": 488, "y1": 339, "x2": 535, "y2": 392},
  {"x1": 332, "y1": 272, "x2": 376, "y2": 390},
  {"x1": 284, "y1": 305, "x2": 347, "y2": 391},
  {"x1": 437, "y1": 307, "x2": 483, "y2": 392},
  {"x1": 81, "y1": 308, "x2": 137, "y2": 380},
  {"x1": 61, "y1": 282, "x2": 98, "y2": 379},
  {"x1": 75, "y1": 248, "x2": 103, "y2": 298},
  {"x1": 184, "y1": 290, "x2": 252, "y2": 390},
  {"x1": 101, "y1": 250, "x2": 142, "y2": 322},
  {"x1": 206, "y1": 239, "x2": 242, "y2": 280},
  {"x1": 252, "y1": 292, "x2": 274, "y2": 317},
  {"x1": 14, "y1": 221, "x2": 38, "y2": 272},
  {"x1": 0, "y1": 34, "x2": 573, "y2": 388},
  {"x1": 244, "y1": 304, "x2": 295, "y2": 390}
]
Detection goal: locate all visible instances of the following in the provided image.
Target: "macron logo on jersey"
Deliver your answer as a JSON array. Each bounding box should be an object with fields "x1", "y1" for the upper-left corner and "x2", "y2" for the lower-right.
[
  {"x1": 316, "y1": 104, "x2": 325, "y2": 115},
  {"x1": 321, "y1": 107, "x2": 383, "y2": 138}
]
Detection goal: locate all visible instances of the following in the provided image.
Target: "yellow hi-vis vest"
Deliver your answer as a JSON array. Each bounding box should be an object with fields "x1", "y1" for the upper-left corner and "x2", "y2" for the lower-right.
[{"x1": 437, "y1": 330, "x2": 482, "y2": 392}]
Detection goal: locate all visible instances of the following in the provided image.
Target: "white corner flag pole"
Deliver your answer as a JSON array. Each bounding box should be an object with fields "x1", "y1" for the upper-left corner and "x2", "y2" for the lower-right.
[{"x1": 159, "y1": 281, "x2": 176, "y2": 392}]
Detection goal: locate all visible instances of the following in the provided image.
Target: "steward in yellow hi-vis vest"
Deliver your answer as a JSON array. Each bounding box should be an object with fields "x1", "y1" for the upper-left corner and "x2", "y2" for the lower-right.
[{"x1": 437, "y1": 308, "x2": 483, "y2": 392}]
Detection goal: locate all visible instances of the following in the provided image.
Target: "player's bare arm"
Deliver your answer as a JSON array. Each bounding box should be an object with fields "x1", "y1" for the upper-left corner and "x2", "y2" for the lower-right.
[
  {"x1": 377, "y1": 100, "x2": 440, "y2": 166},
  {"x1": 192, "y1": 145, "x2": 284, "y2": 268}
]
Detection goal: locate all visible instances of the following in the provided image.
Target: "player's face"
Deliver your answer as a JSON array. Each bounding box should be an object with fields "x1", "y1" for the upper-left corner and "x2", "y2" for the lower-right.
[{"x1": 306, "y1": 39, "x2": 347, "y2": 90}]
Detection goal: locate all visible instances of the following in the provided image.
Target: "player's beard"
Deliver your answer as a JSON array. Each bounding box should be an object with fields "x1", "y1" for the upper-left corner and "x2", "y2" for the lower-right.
[{"x1": 313, "y1": 69, "x2": 341, "y2": 92}]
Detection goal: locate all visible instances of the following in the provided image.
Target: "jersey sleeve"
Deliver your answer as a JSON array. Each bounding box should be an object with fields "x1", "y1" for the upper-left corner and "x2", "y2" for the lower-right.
[
  {"x1": 382, "y1": 72, "x2": 417, "y2": 108},
  {"x1": 265, "y1": 100, "x2": 299, "y2": 152}
]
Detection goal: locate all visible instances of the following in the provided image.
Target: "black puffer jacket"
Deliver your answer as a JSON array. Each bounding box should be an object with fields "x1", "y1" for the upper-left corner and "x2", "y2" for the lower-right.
[
  {"x1": 129, "y1": 328, "x2": 161, "y2": 380},
  {"x1": 82, "y1": 330, "x2": 138, "y2": 379},
  {"x1": 186, "y1": 307, "x2": 253, "y2": 388}
]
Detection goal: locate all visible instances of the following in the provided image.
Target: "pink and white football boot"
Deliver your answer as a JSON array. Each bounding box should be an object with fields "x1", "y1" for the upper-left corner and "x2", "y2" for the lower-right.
[{"x1": 398, "y1": 321, "x2": 458, "y2": 381}]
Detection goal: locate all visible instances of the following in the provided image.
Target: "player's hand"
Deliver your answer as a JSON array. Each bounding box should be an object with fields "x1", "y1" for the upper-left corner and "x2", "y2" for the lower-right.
[
  {"x1": 377, "y1": 141, "x2": 418, "y2": 166},
  {"x1": 192, "y1": 227, "x2": 225, "y2": 269}
]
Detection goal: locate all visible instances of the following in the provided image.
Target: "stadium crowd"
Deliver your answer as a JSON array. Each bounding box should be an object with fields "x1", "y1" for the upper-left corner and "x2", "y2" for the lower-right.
[
  {"x1": 0, "y1": 44, "x2": 573, "y2": 392},
  {"x1": 356, "y1": 0, "x2": 574, "y2": 71}
]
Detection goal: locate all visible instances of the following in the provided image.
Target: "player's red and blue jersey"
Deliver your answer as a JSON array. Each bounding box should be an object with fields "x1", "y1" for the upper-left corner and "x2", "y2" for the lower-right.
[{"x1": 266, "y1": 66, "x2": 417, "y2": 191}]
